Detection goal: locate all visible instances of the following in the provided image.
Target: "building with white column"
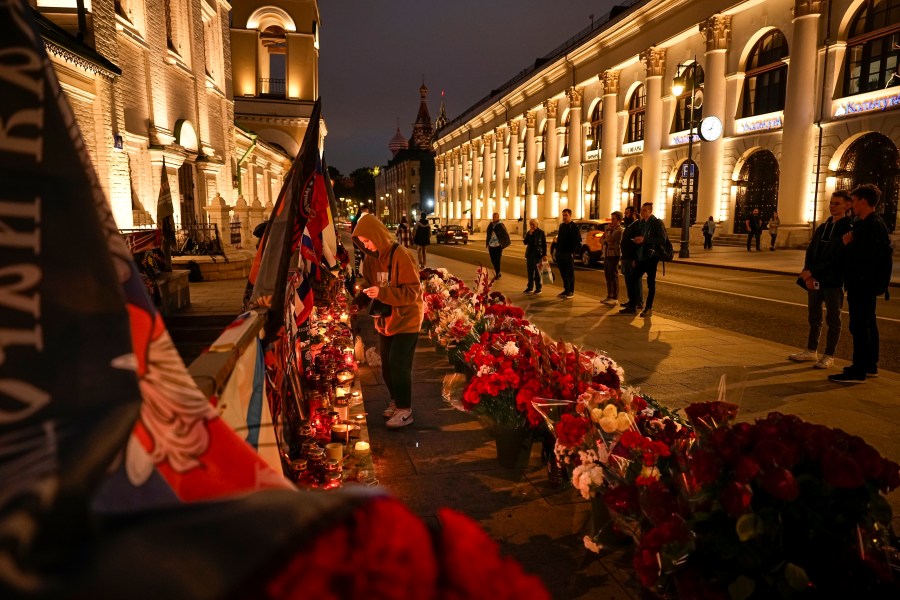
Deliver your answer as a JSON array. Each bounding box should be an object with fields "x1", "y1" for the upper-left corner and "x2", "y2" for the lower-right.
[{"x1": 433, "y1": 0, "x2": 900, "y2": 244}]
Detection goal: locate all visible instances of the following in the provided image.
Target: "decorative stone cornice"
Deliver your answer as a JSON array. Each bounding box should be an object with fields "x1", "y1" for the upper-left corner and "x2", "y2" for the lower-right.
[
  {"x1": 700, "y1": 15, "x2": 732, "y2": 52},
  {"x1": 544, "y1": 99, "x2": 558, "y2": 120},
  {"x1": 508, "y1": 120, "x2": 520, "y2": 136},
  {"x1": 525, "y1": 110, "x2": 536, "y2": 128},
  {"x1": 640, "y1": 47, "x2": 667, "y2": 78},
  {"x1": 601, "y1": 70, "x2": 620, "y2": 95},
  {"x1": 567, "y1": 87, "x2": 583, "y2": 108},
  {"x1": 44, "y1": 39, "x2": 119, "y2": 79},
  {"x1": 794, "y1": 0, "x2": 824, "y2": 17}
]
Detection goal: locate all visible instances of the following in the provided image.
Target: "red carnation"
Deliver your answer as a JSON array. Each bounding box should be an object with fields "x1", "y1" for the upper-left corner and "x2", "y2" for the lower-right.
[{"x1": 556, "y1": 414, "x2": 591, "y2": 447}]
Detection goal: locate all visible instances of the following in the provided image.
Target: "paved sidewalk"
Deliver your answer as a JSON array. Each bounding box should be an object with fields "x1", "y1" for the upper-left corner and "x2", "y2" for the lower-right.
[{"x1": 356, "y1": 251, "x2": 899, "y2": 598}]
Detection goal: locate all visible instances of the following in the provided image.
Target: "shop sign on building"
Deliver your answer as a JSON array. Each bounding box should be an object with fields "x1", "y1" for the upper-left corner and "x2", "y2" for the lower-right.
[
  {"x1": 622, "y1": 141, "x2": 644, "y2": 155},
  {"x1": 833, "y1": 89, "x2": 900, "y2": 118},
  {"x1": 734, "y1": 112, "x2": 783, "y2": 135}
]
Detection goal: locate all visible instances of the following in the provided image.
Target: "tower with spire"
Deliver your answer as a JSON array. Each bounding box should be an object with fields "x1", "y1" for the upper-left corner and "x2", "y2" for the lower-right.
[
  {"x1": 434, "y1": 90, "x2": 448, "y2": 133},
  {"x1": 410, "y1": 84, "x2": 436, "y2": 150},
  {"x1": 374, "y1": 82, "x2": 438, "y2": 224}
]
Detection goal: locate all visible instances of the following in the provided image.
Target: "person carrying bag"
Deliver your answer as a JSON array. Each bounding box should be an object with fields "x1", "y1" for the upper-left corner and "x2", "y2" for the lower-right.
[{"x1": 352, "y1": 214, "x2": 424, "y2": 428}]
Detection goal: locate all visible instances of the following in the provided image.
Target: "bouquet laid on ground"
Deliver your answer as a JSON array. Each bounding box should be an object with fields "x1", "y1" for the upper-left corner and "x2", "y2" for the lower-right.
[{"x1": 555, "y1": 396, "x2": 900, "y2": 598}]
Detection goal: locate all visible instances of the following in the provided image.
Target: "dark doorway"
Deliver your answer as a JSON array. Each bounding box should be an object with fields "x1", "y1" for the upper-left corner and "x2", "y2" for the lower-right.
[
  {"x1": 588, "y1": 174, "x2": 599, "y2": 219},
  {"x1": 178, "y1": 162, "x2": 197, "y2": 228},
  {"x1": 836, "y1": 132, "x2": 899, "y2": 232},
  {"x1": 625, "y1": 167, "x2": 642, "y2": 211},
  {"x1": 734, "y1": 150, "x2": 779, "y2": 233}
]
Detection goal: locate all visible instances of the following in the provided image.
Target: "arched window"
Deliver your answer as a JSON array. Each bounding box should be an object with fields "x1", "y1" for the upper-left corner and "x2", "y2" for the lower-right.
[
  {"x1": 672, "y1": 65, "x2": 704, "y2": 132},
  {"x1": 539, "y1": 123, "x2": 548, "y2": 163},
  {"x1": 626, "y1": 85, "x2": 646, "y2": 143},
  {"x1": 625, "y1": 168, "x2": 643, "y2": 207},
  {"x1": 589, "y1": 102, "x2": 601, "y2": 151},
  {"x1": 587, "y1": 175, "x2": 600, "y2": 219},
  {"x1": 561, "y1": 113, "x2": 571, "y2": 158},
  {"x1": 261, "y1": 25, "x2": 286, "y2": 96},
  {"x1": 741, "y1": 30, "x2": 788, "y2": 117},
  {"x1": 843, "y1": 0, "x2": 900, "y2": 96}
]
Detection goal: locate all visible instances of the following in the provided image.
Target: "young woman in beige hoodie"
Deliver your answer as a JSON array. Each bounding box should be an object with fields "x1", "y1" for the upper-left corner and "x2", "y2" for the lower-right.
[{"x1": 353, "y1": 214, "x2": 424, "y2": 428}]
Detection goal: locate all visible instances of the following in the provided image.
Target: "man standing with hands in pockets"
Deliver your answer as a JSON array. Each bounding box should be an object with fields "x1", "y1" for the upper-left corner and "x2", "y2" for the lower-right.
[{"x1": 556, "y1": 208, "x2": 580, "y2": 299}]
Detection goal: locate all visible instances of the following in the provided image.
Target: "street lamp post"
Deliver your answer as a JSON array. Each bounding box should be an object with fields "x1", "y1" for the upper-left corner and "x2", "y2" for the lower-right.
[{"x1": 672, "y1": 60, "x2": 699, "y2": 259}]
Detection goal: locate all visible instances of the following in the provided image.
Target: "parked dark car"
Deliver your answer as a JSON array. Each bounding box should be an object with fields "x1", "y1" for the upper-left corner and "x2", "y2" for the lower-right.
[
  {"x1": 436, "y1": 225, "x2": 469, "y2": 244},
  {"x1": 549, "y1": 219, "x2": 610, "y2": 267}
]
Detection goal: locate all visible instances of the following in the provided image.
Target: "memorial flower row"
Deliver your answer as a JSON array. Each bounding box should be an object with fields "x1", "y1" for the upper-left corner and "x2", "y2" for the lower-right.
[{"x1": 419, "y1": 267, "x2": 900, "y2": 599}]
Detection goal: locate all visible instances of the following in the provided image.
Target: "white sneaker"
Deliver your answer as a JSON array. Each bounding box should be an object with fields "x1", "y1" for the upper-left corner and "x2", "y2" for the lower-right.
[
  {"x1": 386, "y1": 408, "x2": 413, "y2": 429},
  {"x1": 814, "y1": 355, "x2": 834, "y2": 369},
  {"x1": 602, "y1": 298, "x2": 618, "y2": 306},
  {"x1": 382, "y1": 401, "x2": 397, "y2": 418},
  {"x1": 788, "y1": 350, "x2": 818, "y2": 362}
]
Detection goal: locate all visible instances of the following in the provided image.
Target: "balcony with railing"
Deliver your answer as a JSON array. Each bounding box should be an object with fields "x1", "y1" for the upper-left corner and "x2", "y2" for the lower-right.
[{"x1": 258, "y1": 77, "x2": 285, "y2": 98}]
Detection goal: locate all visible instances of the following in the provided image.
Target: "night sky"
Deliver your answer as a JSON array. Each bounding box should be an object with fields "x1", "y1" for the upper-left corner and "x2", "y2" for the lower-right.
[{"x1": 318, "y1": 0, "x2": 621, "y2": 174}]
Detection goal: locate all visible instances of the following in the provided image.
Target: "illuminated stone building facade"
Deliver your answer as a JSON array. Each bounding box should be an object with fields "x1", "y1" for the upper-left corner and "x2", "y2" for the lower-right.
[
  {"x1": 434, "y1": 0, "x2": 900, "y2": 245},
  {"x1": 34, "y1": 0, "x2": 314, "y2": 248}
]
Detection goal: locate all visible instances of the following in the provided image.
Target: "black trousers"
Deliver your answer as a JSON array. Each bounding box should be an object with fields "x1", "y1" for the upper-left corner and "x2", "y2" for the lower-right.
[
  {"x1": 377, "y1": 332, "x2": 419, "y2": 409},
  {"x1": 703, "y1": 233, "x2": 713, "y2": 249},
  {"x1": 557, "y1": 252, "x2": 575, "y2": 294},
  {"x1": 633, "y1": 258, "x2": 659, "y2": 310},
  {"x1": 847, "y1": 290, "x2": 878, "y2": 374},
  {"x1": 746, "y1": 230, "x2": 761, "y2": 251},
  {"x1": 526, "y1": 253, "x2": 542, "y2": 291},
  {"x1": 488, "y1": 246, "x2": 503, "y2": 276}
]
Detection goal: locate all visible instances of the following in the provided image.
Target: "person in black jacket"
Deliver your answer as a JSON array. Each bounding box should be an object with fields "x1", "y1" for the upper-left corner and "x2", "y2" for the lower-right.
[
  {"x1": 621, "y1": 202, "x2": 666, "y2": 317},
  {"x1": 556, "y1": 209, "x2": 580, "y2": 299},
  {"x1": 789, "y1": 191, "x2": 852, "y2": 369},
  {"x1": 745, "y1": 208, "x2": 762, "y2": 251},
  {"x1": 620, "y1": 217, "x2": 643, "y2": 312},
  {"x1": 829, "y1": 184, "x2": 892, "y2": 382},
  {"x1": 523, "y1": 218, "x2": 547, "y2": 295},
  {"x1": 485, "y1": 213, "x2": 511, "y2": 280}
]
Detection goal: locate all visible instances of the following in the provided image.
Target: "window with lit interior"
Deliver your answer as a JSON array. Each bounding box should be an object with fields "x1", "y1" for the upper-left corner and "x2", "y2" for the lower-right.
[
  {"x1": 741, "y1": 30, "x2": 788, "y2": 117},
  {"x1": 842, "y1": 0, "x2": 900, "y2": 96}
]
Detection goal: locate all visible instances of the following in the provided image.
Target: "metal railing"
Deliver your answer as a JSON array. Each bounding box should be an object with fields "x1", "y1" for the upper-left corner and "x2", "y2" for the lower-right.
[
  {"x1": 258, "y1": 78, "x2": 285, "y2": 97},
  {"x1": 174, "y1": 222, "x2": 228, "y2": 261}
]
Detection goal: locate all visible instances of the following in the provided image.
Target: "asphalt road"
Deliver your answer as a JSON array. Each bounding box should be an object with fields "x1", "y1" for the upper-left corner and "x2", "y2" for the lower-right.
[{"x1": 426, "y1": 241, "x2": 900, "y2": 373}]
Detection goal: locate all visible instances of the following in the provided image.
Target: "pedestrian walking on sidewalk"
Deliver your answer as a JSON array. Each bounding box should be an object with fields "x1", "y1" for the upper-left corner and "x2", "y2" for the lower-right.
[
  {"x1": 556, "y1": 208, "x2": 579, "y2": 299},
  {"x1": 789, "y1": 191, "x2": 852, "y2": 370},
  {"x1": 702, "y1": 216, "x2": 716, "y2": 249},
  {"x1": 619, "y1": 217, "x2": 643, "y2": 313},
  {"x1": 623, "y1": 202, "x2": 666, "y2": 318},
  {"x1": 523, "y1": 219, "x2": 547, "y2": 295},
  {"x1": 745, "y1": 208, "x2": 762, "y2": 251},
  {"x1": 397, "y1": 215, "x2": 411, "y2": 248},
  {"x1": 829, "y1": 184, "x2": 892, "y2": 383},
  {"x1": 485, "y1": 213, "x2": 511, "y2": 280},
  {"x1": 352, "y1": 214, "x2": 424, "y2": 427},
  {"x1": 768, "y1": 211, "x2": 780, "y2": 251},
  {"x1": 413, "y1": 213, "x2": 430, "y2": 268},
  {"x1": 602, "y1": 211, "x2": 624, "y2": 306}
]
